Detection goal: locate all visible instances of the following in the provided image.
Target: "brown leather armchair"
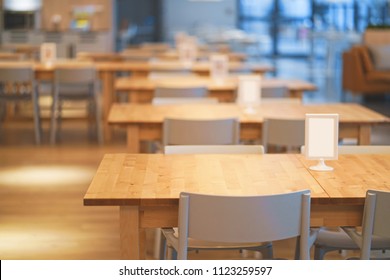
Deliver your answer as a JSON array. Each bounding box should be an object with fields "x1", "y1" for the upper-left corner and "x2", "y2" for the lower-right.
[{"x1": 342, "y1": 45, "x2": 390, "y2": 95}]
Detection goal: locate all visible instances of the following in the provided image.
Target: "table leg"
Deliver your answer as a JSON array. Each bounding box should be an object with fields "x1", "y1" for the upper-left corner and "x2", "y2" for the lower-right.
[
  {"x1": 358, "y1": 125, "x2": 371, "y2": 145},
  {"x1": 289, "y1": 90, "x2": 303, "y2": 99},
  {"x1": 101, "y1": 71, "x2": 115, "y2": 143},
  {"x1": 127, "y1": 125, "x2": 140, "y2": 153},
  {"x1": 120, "y1": 206, "x2": 145, "y2": 260}
]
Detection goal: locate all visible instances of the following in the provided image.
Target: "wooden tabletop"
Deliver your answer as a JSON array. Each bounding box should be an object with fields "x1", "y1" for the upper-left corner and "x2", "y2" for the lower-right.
[
  {"x1": 156, "y1": 50, "x2": 247, "y2": 61},
  {"x1": 85, "y1": 153, "x2": 390, "y2": 206},
  {"x1": 300, "y1": 154, "x2": 390, "y2": 203},
  {"x1": 98, "y1": 60, "x2": 272, "y2": 73},
  {"x1": 27, "y1": 59, "x2": 273, "y2": 74},
  {"x1": 108, "y1": 103, "x2": 389, "y2": 125},
  {"x1": 0, "y1": 53, "x2": 24, "y2": 61},
  {"x1": 115, "y1": 76, "x2": 317, "y2": 92},
  {"x1": 84, "y1": 153, "x2": 328, "y2": 205}
]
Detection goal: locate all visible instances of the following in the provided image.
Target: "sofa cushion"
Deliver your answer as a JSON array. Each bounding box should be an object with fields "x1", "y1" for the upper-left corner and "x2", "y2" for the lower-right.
[
  {"x1": 368, "y1": 44, "x2": 390, "y2": 70},
  {"x1": 366, "y1": 71, "x2": 390, "y2": 82},
  {"x1": 356, "y1": 46, "x2": 375, "y2": 73}
]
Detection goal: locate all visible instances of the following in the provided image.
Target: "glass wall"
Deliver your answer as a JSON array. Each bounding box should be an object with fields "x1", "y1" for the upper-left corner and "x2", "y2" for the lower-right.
[{"x1": 238, "y1": 0, "x2": 390, "y2": 57}]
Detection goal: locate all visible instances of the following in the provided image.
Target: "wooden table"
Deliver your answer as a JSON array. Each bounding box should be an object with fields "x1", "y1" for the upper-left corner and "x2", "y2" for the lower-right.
[
  {"x1": 156, "y1": 50, "x2": 248, "y2": 62},
  {"x1": 90, "y1": 60, "x2": 273, "y2": 78},
  {"x1": 0, "y1": 53, "x2": 24, "y2": 61},
  {"x1": 108, "y1": 103, "x2": 389, "y2": 152},
  {"x1": 115, "y1": 76, "x2": 317, "y2": 103},
  {"x1": 83, "y1": 153, "x2": 390, "y2": 259},
  {"x1": 32, "y1": 60, "x2": 272, "y2": 141},
  {"x1": 300, "y1": 154, "x2": 390, "y2": 226}
]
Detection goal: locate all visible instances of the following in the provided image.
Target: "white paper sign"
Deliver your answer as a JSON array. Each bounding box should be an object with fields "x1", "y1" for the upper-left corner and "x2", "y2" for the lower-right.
[
  {"x1": 210, "y1": 54, "x2": 228, "y2": 82},
  {"x1": 174, "y1": 32, "x2": 188, "y2": 48},
  {"x1": 40, "y1": 43, "x2": 56, "y2": 65},
  {"x1": 178, "y1": 43, "x2": 197, "y2": 68},
  {"x1": 305, "y1": 113, "x2": 339, "y2": 171},
  {"x1": 236, "y1": 75, "x2": 261, "y2": 105}
]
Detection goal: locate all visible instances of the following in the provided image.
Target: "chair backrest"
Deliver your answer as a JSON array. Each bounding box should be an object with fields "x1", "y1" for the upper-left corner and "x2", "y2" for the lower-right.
[
  {"x1": 164, "y1": 145, "x2": 264, "y2": 154},
  {"x1": 148, "y1": 71, "x2": 198, "y2": 80},
  {"x1": 152, "y1": 97, "x2": 218, "y2": 105},
  {"x1": 262, "y1": 118, "x2": 305, "y2": 153},
  {"x1": 262, "y1": 86, "x2": 289, "y2": 98},
  {"x1": 54, "y1": 65, "x2": 98, "y2": 98},
  {"x1": 55, "y1": 66, "x2": 96, "y2": 84},
  {"x1": 163, "y1": 118, "x2": 239, "y2": 147},
  {"x1": 300, "y1": 145, "x2": 390, "y2": 154},
  {"x1": 177, "y1": 190, "x2": 311, "y2": 259},
  {"x1": 261, "y1": 97, "x2": 301, "y2": 104},
  {"x1": 0, "y1": 65, "x2": 34, "y2": 83},
  {"x1": 0, "y1": 65, "x2": 35, "y2": 99},
  {"x1": 360, "y1": 190, "x2": 390, "y2": 259},
  {"x1": 155, "y1": 86, "x2": 207, "y2": 98}
]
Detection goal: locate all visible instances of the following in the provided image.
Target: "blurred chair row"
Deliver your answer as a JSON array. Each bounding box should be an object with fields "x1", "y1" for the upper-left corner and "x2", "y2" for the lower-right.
[
  {"x1": 160, "y1": 116, "x2": 305, "y2": 154},
  {"x1": 0, "y1": 63, "x2": 102, "y2": 145},
  {"x1": 162, "y1": 187, "x2": 390, "y2": 260},
  {"x1": 152, "y1": 84, "x2": 295, "y2": 100}
]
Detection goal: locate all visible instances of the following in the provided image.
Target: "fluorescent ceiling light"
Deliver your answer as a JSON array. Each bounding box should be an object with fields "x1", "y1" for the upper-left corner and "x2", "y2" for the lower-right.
[{"x1": 4, "y1": 0, "x2": 42, "y2": 11}]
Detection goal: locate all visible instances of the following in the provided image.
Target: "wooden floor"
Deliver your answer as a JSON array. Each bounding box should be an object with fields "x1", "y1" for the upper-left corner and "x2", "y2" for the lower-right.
[{"x1": 0, "y1": 120, "x2": 372, "y2": 260}]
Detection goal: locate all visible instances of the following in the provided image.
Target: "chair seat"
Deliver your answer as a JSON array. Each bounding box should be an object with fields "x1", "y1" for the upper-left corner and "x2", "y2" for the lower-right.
[
  {"x1": 165, "y1": 227, "x2": 272, "y2": 250},
  {"x1": 316, "y1": 227, "x2": 390, "y2": 250},
  {"x1": 315, "y1": 227, "x2": 359, "y2": 249}
]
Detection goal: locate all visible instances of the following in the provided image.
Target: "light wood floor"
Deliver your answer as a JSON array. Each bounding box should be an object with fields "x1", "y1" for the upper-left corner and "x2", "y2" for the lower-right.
[{"x1": 1, "y1": 119, "x2": 374, "y2": 260}]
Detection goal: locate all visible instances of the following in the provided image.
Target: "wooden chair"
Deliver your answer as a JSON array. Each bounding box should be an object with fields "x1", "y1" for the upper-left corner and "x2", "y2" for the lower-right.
[
  {"x1": 161, "y1": 190, "x2": 317, "y2": 260},
  {"x1": 0, "y1": 64, "x2": 41, "y2": 144},
  {"x1": 50, "y1": 64, "x2": 102, "y2": 145},
  {"x1": 342, "y1": 190, "x2": 390, "y2": 259},
  {"x1": 262, "y1": 118, "x2": 305, "y2": 153},
  {"x1": 311, "y1": 145, "x2": 390, "y2": 259}
]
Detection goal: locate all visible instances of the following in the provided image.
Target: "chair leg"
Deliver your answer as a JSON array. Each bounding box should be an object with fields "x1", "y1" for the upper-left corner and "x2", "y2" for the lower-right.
[
  {"x1": 294, "y1": 237, "x2": 300, "y2": 259},
  {"x1": 166, "y1": 246, "x2": 174, "y2": 260},
  {"x1": 160, "y1": 232, "x2": 168, "y2": 260},
  {"x1": 314, "y1": 245, "x2": 327, "y2": 260},
  {"x1": 50, "y1": 91, "x2": 59, "y2": 145},
  {"x1": 87, "y1": 100, "x2": 95, "y2": 140},
  {"x1": 261, "y1": 243, "x2": 274, "y2": 259},
  {"x1": 32, "y1": 87, "x2": 42, "y2": 145},
  {"x1": 153, "y1": 228, "x2": 167, "y2": 260},
  {"x1": 0, "y1": 100, "x2": 5, "y2": 122},
  {"x1": 94, "y1": 92, "x2": 103, "y2": 145}
]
